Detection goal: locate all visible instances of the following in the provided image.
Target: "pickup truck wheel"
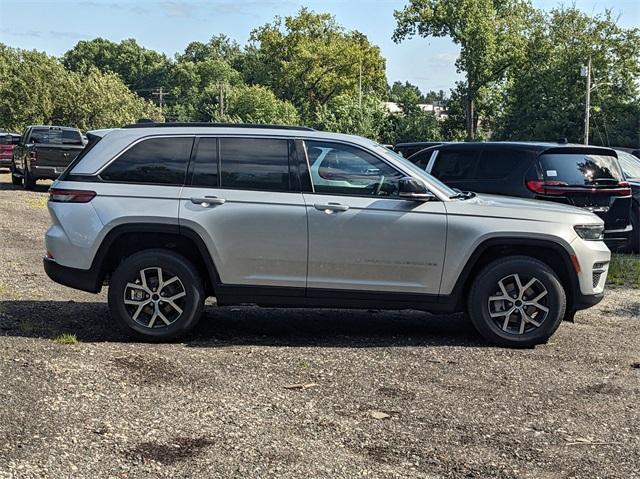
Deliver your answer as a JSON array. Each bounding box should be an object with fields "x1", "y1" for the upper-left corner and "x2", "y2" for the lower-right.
[
  {"x1": 23, "y1": 167, "x2": 35, "y2": 190},
  {"x1": 468, "y1": 256, "x2": 566, "y2": 348},
  {"x1": 10, "y1": 163, "x2": 22, "y2": 186},
  {"x1": 108, "y1": 249, "x2": 205, "y2": 341}
]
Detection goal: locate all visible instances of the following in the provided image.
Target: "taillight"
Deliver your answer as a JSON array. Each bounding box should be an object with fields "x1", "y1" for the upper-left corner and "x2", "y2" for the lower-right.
[
  {"x1": 49, "y1": 188, "x2": 96, "y2": 203},
  {"x1": 526, "y1": 180, "x2": 569, "y2": 195},
  {"x1": 526, "y1": 180, "x2": 631, "y2": 196},
  {"x1": 30, "y1": 149, "x2": 37, "y2": 161}
]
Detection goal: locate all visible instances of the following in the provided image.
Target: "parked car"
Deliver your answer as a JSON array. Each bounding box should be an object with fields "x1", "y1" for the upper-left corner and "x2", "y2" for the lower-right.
[
  {"x1": 408, "y1": 142, "x2": 633, "y2": 250},
  {"x1": 43, "y1": 123, "x2": 609, "y2": 347},
  {"x1": 11, "y1": 125, "x2": 85, "y2": 189},
  {"x1": 615, "y1": 149, "x2": 640, "y2": 252},
  {"x1": 394, "y1": 141, "x2": 445, "y2": 158},
  {"x1": 0, "y1": 132, "x2": 20, "y2": 169}
]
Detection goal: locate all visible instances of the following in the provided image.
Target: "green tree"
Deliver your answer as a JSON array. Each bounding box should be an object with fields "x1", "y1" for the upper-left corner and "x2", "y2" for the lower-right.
[
  {"x1": 493, "y1": 8, "x2": 640, "y2": 146},
  {"x1": 245, "y1": 8, "x2": 387, "y2": 121},
  {"x1": 389, "y1": 81, "x2": 423, "y2": 113},
  {"x1": 393, "y1": 110, "x2": 442, "y2": 143},
  {"x1": 177, "y1": 34, "x2": 244, "y2": 69},
  {"x1": 0, "y1": 44, "x2": 162, "y2": 132},
  {"x1": 204, "y1": 84, "x2": 300, "y2": 125},
  {"x1": 393, "y1": 0, "x2": 535, "y2": 140},
  {"x1": 313, "y1": 94, "x2": 388, "y2": 140},
  {"x1": 62, "y1": 38, "x2": 171, "y2": 94}
]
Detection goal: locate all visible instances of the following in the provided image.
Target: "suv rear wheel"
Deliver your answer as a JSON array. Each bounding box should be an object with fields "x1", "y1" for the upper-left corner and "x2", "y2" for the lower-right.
[
  {"x1": 468, "y1": 256, "x2": 566, "y2": 348},
  {"x1": 108, "y1": 249, "x2": 205, "y2": 341}
]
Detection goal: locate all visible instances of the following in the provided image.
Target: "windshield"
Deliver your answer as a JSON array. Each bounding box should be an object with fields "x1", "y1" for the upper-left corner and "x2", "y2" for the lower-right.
[
  {"x1": 617, "y1": 151, "x2": 640, "y2": 179},
  {"x1": 373, "y1": 144, "x2": 459, "y2": 197}
]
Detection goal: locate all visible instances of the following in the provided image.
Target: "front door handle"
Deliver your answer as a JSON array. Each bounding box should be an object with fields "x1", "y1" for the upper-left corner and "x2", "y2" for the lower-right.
[
  {"x1": 191, "y1": 196, "x2": 226, "y2": 207},
  {"x1": 314, "y1": 202, "x2": 349, "y2": 213}
]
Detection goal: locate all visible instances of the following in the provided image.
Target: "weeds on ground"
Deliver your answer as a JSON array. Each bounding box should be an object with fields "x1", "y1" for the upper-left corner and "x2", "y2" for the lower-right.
[
  {"x1": 53, "y1": 333, "x2": 78, "y2": 345},
  {"x1": 607, "y1": 254, "x2": 640, "y2": 288},
  {"x1": 25, "y1": 195, "x2": 48, "y2": 209}
]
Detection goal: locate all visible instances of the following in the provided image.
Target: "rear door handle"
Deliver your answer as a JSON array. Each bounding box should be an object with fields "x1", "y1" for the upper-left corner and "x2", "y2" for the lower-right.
[
  {"x1": 191, "y1": 196, "x2": 226, "y2": 207},
  {"x1": 314, "y1": 202, "x2": 349, "y2": 213}
]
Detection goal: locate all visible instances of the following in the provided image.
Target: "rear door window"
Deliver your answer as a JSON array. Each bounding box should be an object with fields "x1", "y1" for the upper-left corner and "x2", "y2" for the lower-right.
[
  {"x1": 539, "y1": 153, "x2": 623, "y2": 185},
  {"x1": 191, "y1": 138, "x2": 219, "y2": 187},
  {"x1": 101, "y1": 137, "x2": 193, "y2": 185},
  {"x1": 431, "y1": 149, "x2": 480, "y2": 181},
  {"x1": 220, "y1": 138, "x2": 291, "y2": 192},
  {"x1": 476, "y1": 149, "x2": 521, "y2": 179}
]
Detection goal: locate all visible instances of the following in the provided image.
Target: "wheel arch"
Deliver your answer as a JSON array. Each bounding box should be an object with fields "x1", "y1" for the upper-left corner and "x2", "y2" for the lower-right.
[
  {"x1": 92, "y1": 223, "x2": 221, "y2": 295},
  {"x1": 448, "y1": 237, "x2": 579, "y2": 312}
]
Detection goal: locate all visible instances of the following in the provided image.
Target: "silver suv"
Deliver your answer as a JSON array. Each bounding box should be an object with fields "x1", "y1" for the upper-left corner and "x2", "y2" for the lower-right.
[{"x1": 44, "y1": 123, "x2": 610, "y2": 347}]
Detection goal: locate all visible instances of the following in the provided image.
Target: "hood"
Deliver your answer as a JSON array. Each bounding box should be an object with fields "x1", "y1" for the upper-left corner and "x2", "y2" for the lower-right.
[{"x1": 444, "y1": 193, "x2": 603, "y2": 225}]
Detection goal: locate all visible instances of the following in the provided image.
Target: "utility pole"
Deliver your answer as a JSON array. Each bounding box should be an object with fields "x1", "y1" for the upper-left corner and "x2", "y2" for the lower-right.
[
  {"x1": 581, "y1": 58, "x2": 591, "y2": 145},
  {"x1": 219, "y1": 82, "x2": 225, "y2": 118},
  {"x1": 358, "y1": 59, "x2": 362, "y2": 110},
  {"x1": 152, "y1": 87, "x2": 167, "y2": 109}
]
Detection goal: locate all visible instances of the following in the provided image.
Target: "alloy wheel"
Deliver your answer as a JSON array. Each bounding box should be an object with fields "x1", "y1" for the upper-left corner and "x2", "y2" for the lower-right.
[
  {"x1": 487, "y1": 273, "x2": 549, "y2": 335},
  {"x1": 123, "y1": 267, "x2": 186, "y2": 328}
]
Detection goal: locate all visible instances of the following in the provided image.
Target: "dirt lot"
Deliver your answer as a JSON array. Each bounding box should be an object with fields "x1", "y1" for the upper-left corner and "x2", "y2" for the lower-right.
[{"x1": 0, "y1": 170, "x2": 638, "y2": 479}]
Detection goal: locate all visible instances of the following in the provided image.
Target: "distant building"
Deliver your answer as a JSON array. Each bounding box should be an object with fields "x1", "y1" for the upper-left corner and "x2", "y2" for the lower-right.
[{"x1": 383, "y1": 101, "x2": 448, "y2": 120}]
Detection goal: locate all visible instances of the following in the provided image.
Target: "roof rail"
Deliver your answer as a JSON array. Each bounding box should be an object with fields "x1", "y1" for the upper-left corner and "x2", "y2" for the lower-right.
[{"x1": 123, "y1": 121, "x2": 315, "y2": 131}]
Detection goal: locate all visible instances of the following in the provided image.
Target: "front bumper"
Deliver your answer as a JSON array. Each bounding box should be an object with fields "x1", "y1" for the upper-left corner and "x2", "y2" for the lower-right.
[
  {"x1": 43, "y1": 257, "x2": 102, "y2": 293},
  {"x1": 573, "y1": 292, "x2": 604, "y2": 310}
]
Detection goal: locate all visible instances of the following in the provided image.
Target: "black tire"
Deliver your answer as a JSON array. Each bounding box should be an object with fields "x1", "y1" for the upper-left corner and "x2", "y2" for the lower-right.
[
  {"x1": 23, "y1": 167, "x2": 35, "y2": 190},
  {"x1": 631, "y1": 208, "x2": 639, "y2": 254},
  {"x1": 467, "y1": 256, "x2": 566, "y2": 348},
  {"x1": 108, "y1": 249, "x2": 205, "y2": 341},
  {"x1": 10, "y1": 163, "x2": 21, "y2": 186}
]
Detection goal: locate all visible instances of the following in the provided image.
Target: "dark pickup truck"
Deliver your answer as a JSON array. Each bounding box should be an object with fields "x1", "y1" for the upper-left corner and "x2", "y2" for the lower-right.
[{"x1": 11, "y1": 126, "x2": 85, "y2": 189}]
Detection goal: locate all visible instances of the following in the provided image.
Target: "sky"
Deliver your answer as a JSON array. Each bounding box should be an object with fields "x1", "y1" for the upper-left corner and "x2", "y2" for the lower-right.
[{"x1": 0, "y1": 0, "x2": 638, "y2": 94}]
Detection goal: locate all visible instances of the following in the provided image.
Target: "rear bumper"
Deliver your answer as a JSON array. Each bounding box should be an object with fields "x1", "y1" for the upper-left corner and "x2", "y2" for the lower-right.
[
  {"x1": 43, "y1": 257, "x2": 102, "y2": 293},
  {"x1": 31, "y1": 165, "x2": 66, "y2": 180},
  {"x1": 604, "y1": 224, "x2": 633, "y2": 250}
]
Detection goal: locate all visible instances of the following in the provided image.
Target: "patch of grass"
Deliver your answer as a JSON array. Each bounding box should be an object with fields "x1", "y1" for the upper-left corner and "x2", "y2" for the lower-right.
[
  {"x1": 53, "y1": 333, "x2": 78, "y2": 345},
  {"x1": 25, "y1": 195, "x2": 48, "y2": 209},
  {"x1": 607, "y1": 254, "x2": 640, "y2": 288}
]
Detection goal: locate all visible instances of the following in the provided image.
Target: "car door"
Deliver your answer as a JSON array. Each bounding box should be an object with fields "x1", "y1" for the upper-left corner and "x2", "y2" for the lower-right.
[
  {"x1": 302, "y1": 139, "x2": 447, "y2": 295},
  {"x1": 179, "y1": 136, "x2": 308, "y2": 289}
]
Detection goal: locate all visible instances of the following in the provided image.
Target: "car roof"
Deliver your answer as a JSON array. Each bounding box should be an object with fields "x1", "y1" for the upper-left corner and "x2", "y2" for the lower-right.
[
  {"x1": 416, "y1": 141, "x2": 617, "y2": 156},
  {"x1": 74, "y1": 125, "x2": 384, "y2": 175}
]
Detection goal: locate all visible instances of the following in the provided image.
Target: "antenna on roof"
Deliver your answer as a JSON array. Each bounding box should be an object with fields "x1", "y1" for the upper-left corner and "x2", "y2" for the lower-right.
[
  {"x1": 136, "y1": 118, "x2": 155, "y2": 124},
  {"x1": 557, "y1": 138, "x2": 568, "y2": 144}
]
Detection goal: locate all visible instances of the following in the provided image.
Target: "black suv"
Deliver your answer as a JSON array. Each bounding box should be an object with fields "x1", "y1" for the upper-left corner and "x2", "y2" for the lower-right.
[
  {"x1": 408, "y1": 142, "x2": 633, "y2": 249},
  {"x1": 393, "y1": 141, "x2": 444, "y2": 158}
]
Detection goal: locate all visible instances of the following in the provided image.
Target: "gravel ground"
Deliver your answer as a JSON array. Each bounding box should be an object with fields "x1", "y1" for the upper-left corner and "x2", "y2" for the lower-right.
[{"x1": 0, "y1": 170, "x2": 638, "y2": 479}]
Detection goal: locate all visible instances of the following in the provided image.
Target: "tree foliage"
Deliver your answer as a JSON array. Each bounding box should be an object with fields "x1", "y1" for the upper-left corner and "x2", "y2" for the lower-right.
[
  {"x1": 393, "y1": 0, "x2": 536, "y2": 139},
  {"x1": 492, "y1": 8, "x2": 640, "y2": 146},
  {"x1": 244, "y1": 8, "x2": 387, "y2": 121},
  {"x1": 0, "y1": 44, "x2": 162, "y2": 132}
]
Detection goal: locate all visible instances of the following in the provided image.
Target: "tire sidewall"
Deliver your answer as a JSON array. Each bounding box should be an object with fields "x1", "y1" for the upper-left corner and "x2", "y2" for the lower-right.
[
  {"x1": 108, "y1": 250, "x2": 204, "y2": 341},
  {"x1": 469, "y1": 257, "x2": 566, "y2": 347}
]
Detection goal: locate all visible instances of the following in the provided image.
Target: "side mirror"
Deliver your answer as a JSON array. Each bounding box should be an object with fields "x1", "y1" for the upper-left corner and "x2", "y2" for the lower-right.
[{"x1": 398, "y1": 177, "x2": 436, "y2": 201}]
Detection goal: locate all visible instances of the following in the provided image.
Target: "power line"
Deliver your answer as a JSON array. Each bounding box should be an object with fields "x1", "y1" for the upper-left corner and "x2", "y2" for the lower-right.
[{"x1": 152, "y1": 87, "x2": 168, "y2": 108}]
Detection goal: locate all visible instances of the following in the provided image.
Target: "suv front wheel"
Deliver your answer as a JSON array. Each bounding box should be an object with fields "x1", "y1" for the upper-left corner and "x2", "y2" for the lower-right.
[
  {"x1": 468, "y1": 256, "x2": 566, "y2": 348},
  {"x1": 108, "y1": 249, "x2": 205, "y2": 341}
]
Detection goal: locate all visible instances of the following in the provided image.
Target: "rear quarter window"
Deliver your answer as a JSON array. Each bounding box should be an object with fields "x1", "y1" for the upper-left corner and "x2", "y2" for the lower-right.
[
  {"x1": 540, "y1": 153, "x2": 623, "y2": 185},
  {"x1": 101, "y1": 137, "x2": 193, "y2": 185}
]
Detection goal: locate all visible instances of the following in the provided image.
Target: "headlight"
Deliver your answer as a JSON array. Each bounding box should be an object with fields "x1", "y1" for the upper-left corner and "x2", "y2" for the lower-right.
[{"x1": 574, "y1": 224, "x2": 604, "y2": 241}]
